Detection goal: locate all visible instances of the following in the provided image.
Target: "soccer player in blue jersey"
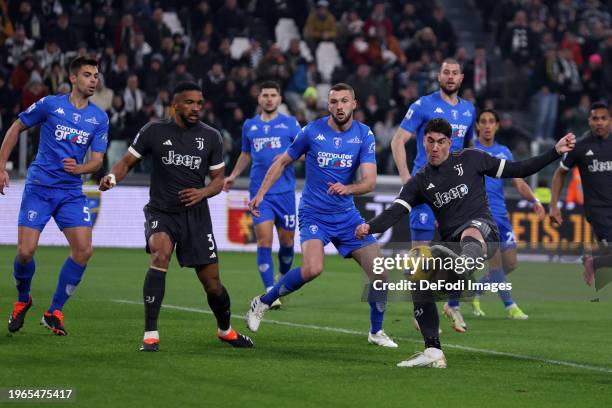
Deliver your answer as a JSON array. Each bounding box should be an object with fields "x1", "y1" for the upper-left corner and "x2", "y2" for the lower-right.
[
  {"x1": 391, "y1": 58, "x2": 476, "y2": 331},
  {"x1": 245, "y1": 83, "x2": 397, "y2": 348},
  {"x1": 0, "y1": 57, "x2": 109, "y2": 335},
  {"x1": 469, "y1": 109, "x2": 544, "y2": 320},
  {"x1": 224, "y1": 82, "x2": 300, "y2": 308}
]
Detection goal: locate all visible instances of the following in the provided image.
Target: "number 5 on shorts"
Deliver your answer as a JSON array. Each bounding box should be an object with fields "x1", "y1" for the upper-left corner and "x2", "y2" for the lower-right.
[{"x1": 83, "y1": 206, "x2": 91, "y2": 222}]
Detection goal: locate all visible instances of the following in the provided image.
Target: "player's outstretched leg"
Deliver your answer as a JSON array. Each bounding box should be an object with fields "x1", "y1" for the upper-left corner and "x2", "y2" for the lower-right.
[{"x1": 197, "y1": 265, "x2": 253, "y2": 348}]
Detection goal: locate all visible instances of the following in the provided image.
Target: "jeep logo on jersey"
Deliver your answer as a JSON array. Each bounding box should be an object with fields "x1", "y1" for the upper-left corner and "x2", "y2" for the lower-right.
[
  {"x1": 253, "y1": 137, "x2": 281, "y2": 152},
  {"x1": 587, "y1": 159, "x2": 612, "y2": 173},
  {"x1": 316, "y1": 152, "x2": 353, "y2": 168},
  {"x1": 432, "y1": 183, "x2": 469, "y2": 208},
  {"x1": 162, "y1": 150, "x2": 202, "y2": 169},
  {"x1": 54, "y1": 124, "x2": 91, "y2": 144}
]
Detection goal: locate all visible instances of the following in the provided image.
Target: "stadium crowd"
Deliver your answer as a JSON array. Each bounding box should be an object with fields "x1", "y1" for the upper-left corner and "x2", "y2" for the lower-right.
[{"x1": 0, "y1": 0, "x2": 610, "y2": 176}]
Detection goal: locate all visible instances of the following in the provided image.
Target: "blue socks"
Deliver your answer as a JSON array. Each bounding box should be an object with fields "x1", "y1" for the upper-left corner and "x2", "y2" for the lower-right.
[
  {"x1": 49, "y1": 257, "x2": 86, "y2": 312},
  {"x1": 489, "y1": 268, "x2": 514, "y2": 307},
  {"x1": 447, "y1": 291, "x2": 461, "y2": 308},
  {"x1": 257, "y1": 247, "x2": 274, "y2": 289},
  {"x1": 368, "y1": 284, "x2": 387, "y2": 334},
  {"x1": 278, "y1": 245, "x2": 294, "y2": 275},
  {"x1": 261, "y1": 266, "x2": 305, "y2": 305},
  {"x1": 476, "y1": 268, "x2": 514, "y2": 307},
  {"x1": 14, "y1": 257, "x2": 36, "y2": 302}
]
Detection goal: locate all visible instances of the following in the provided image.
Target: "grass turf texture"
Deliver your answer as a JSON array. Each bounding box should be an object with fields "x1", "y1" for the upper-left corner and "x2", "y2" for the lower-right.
[{"x1": 1, "y1": 245, "x2": 611, "y2": 407}]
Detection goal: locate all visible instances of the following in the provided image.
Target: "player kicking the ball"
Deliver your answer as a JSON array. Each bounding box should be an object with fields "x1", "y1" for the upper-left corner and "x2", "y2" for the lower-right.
[
  {"x1": 100, "y1": 82, "x2": 253, "y2": 351},
  {"x1": 355, "y1": 118, "x2": 575, "y2": 367},
  {"x1": 1, "y1": 57, "x2": 108, "y2": 336},
  {"x1": 246, "y1": 83, "x2": 397, "y2": 348}
]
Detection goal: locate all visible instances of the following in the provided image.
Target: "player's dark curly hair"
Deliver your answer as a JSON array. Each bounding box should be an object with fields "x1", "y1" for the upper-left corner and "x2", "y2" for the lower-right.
[
  {"x1": 424, "y1": 118, "x2": 452, "y2": 138},
  {"x1": 477, "y1": 109, "x2": 500, "y2": 123},
  {"x1": 172, "y1": 81, "x2": 202, "y2": 97}
]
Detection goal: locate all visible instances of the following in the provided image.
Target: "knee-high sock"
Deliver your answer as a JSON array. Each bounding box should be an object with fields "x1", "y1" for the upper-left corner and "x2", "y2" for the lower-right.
[
  {"x1": 368, "y1": 283, "x2": 387, "y2": 334},
  {"x1": 257, "y1": 247, "x2": 274, "y2": 289},
  {"x1": 49, "y1": 257, "x2": 86, "y2": 312},
  {"x1": 260, "y1": 266, "x2": 305, "y2": 305},
  {"x1": 14, "y1": 257, "x2": 36, "y2": 303},
  {"x1": 207, "y1": 285, "x2": 231, "y2": 331},
  {"x1": 278, "y1": 245, "x2": 294, "y2": 276},
  {"x1": 489, "y1": 268, "x2": 514, "y2": 307},
  {"x1": 143, "y1": 268, "x2": 166, "y2": 331},
  {"x1": 414, "y1": 301, "x2": 441, "y2": 349}
]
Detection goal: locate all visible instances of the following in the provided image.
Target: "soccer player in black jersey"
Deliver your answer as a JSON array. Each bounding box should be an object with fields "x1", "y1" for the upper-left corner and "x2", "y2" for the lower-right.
[
  {"x1": 355, "y1": 118, "x2": 576, "y2": 367},
  {"x1": 99, "y1": 82, "x2": 253, "y2": 351},
  {"x1": 550, "y1": 101, "x2": 612, "y2": 288}
]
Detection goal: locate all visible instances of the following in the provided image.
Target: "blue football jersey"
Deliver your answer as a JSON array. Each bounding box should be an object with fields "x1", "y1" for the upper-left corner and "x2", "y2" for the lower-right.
[
  {"x1": 242, "y1": 113, "x2": 301, "y2": 195},
  {"x1": 474, "y1": 139, "x2": 514, "y2": 218},
  {"x1": 287, "y1": 116, "x2": 376, "y2": 213},
  {"x1": 18, "y1": 94, "x2": 109, "y2": 189},
  {"x1": 400, "y1": 91, "x2": 475, "y2": 175}
]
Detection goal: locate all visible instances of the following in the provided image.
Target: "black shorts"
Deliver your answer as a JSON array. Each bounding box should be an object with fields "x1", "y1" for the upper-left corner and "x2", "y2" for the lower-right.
[
  {"x1": 144, "y1": 203, "x2": 218, "y2": 268},
  {"x1": 446, "y1": 217, "x2": 500, "y2": 259},
  {"x1": 588, "y1": 212, "x2": 612, "y2": 243}
]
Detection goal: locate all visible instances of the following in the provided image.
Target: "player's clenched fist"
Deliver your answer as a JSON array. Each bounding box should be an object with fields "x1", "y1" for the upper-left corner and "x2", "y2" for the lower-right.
[
  {"x1": 355, "y1": 223, "x2": 371, "y2": 239},
  {"x1": 63, "y1": 158, "x2": 81, "y2": 174},
  {"x1": 0, "y1": 168, "x2": 9, "y2": 195},
  {"x1": 555, "y1": 133, "x2": 576, "y2": 154},
  {"x1": 99, "y1": 174, "x2": 116, "y2": 191}
]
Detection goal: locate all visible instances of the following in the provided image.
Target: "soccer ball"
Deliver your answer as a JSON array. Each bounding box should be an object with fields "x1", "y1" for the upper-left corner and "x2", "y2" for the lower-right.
[{"x1": 405, "y1": 245, "x2": 435, "y2": 282}]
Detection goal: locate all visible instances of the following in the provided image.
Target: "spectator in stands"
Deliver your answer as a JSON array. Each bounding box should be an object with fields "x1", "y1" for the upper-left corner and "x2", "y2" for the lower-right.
[
  {"x1": 167, "y1": 61, "x2": 195, "y2": 93},
  {"x1": 113, "y1": 13, "x2": 142, "y2": 54},
  {"x1": 5, "y1": 26, "x2": 34, "y2": 66},
  {"x1": 496, "y1": 112, "x2": 531, "y2": 155},
  {"x1": 188, "y1": 39, "x2": 214, "y2": 84},
  {"x1": 367, "y1": 26, "x2": 406, "y2": 68},
  {"x1": 215, "y1": 0, "x2": 246, "y2": 38},
  {"x1": 601, "y1": 32, "x2": 612, "y2": 101},
  {"x1": 363, "y1": 93, "x2": 383, "y2": 126},
  {"x1": 202, "y1": 62, "x2": 226, "y2": 106},
  {"x1": 90, "y1": 74, "x2": 113, "y2": 112},
  {"x1": 129, "y1": 32, "x2": 152, "y2": 73},
  {"x1": 394, "y1": 3, "x2": 422, "y2": 49},
  {"x1": 348, "y1": 64, "x2": 379, "y2": 108},
  {"x1": 105, "y1": 53, "x2": 130, "y2": 92},
  {"x1": 215, "y1": 37, "x2": 236, "y2": 73},
  {"x1": 11, "y1": 1, "x2": 41, "y2": 42},
  {"x1": 373, "y1": 108, "x2": 398, "y2": 175},
  {"x1": 21, "y1": 77, "x2": 48, "y2": 110},
  {"x1": 87, "y1": 12, "x2": 112, "y2": 51},
  {"x1": 145, "y1": 7, "x2": 171, "y2": 50},
  {"x1": 107, "y1": 94, "x2": 128, "y2": 168},
  {"x1": 158, "y1": 35, "x2": 181, "y2": 72},
  {"x1": 10, "y1": 53, "x2": 38, "y2": 92},
  {"x1": 123, "y1": 74, "x2": 145, "y2": 115},
  {"x1": 153, "y1": 88, "x2": 171, "y2": 118},
  {"x1": 303, "y1": 0, "x2": 337, "y2": 47},
  {"x1": 47, "y1": 13, "x2": 76, "y2": 53},
  {"x1": 255, "y1": 44, "x2": 289, "y2": 84},
  {"x1": 36, "y1": 39, "x2": 63, "y2": 71},
  {"x1": 429, "y1": 5, "x2": 456, "y2": 55},
  {"x1": 337, "y1": 10, "x2": 364, "y2": 47},
  {"x1": 346, "y1": 35, "x2": 371, "y2": 67},
  {"x1": 0, "y1": 10, "x2": 15, "y2": 46},
  {"x1": 501, "y1": 9, "x2": 538, "y2": 109},
  {"x1": 0, "y1": 75, "x2": 18, "y2": 130},
  {"x1": 463, "y1": 44, "x2": 490, "y2": 104},
  {"x1": 406, "y1": 26, "x2": 437, "y2": 63},
  {"x1": 43, "y1": 61, "x2": 67, "y2": 95},
  {"x1": 191, "y1": 1, "x2": 213, "y2": 35},
  {"x1": 582, "y1": 53, "x2": 605, "y2": 102},
  {"x1": 363, "y1": 2, "x2": 393, "y2": 40},
  {"x1": 562, "y1": 93, "x2": 590, "y2": 136},
  {"x1": 533, "y1": 46, "x2": 560, "y2": 140},
  {"x1": 141, "y1": 54, "x2": 166, "y2": 97}
]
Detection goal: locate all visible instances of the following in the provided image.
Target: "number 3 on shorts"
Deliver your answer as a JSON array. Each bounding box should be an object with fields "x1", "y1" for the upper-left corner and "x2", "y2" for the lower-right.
[
  {"x1": 207, "y1": 233, "x2": 215, "y2": 250},
  {"x1": 284, "y1": 214, "x2": 296, "y2": 228}
]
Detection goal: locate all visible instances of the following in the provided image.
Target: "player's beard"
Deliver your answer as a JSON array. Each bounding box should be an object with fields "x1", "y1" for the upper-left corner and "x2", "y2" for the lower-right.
[
  {"x1": 332, "y1": 111, "x2": 353, "y2": 128},
  {"x1": 440, "y1": 83, "x2": 459, "y2": 98},
  {"x1": 262, "y1": 107, "x2": 277, "y2": 115},
  {"x1": 179, "y1": 112, "x2": 198, "y2": 127}
]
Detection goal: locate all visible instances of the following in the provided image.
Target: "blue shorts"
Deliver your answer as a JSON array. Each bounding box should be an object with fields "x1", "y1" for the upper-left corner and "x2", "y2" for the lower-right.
[
  {"x1": 409, "y1": 203, "x2": 435, "y2": 241},
  {"x1": 251, "y1": 191, "x2": 296, "y2": 230},
  {"x1": 494, "y1": 214, "x2": 517, "y2": 251},
  {"x1": 18, "y1": 184, "x2": 92, "y2": 231},
  {"x1": 298, "y1": 207, "x2": 377, "y2": 258}
]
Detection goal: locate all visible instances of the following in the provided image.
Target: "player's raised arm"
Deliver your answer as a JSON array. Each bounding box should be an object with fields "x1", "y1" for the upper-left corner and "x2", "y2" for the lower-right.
[
  {"x1": 0, "y1": 119, "x2": 27, "y2": 194},
  {"x1": 512, "y1": 178, "x2": 545, "y2": 220},
  {"x1": 481, "y1": 133, "x2": 576, "y2": 179}
]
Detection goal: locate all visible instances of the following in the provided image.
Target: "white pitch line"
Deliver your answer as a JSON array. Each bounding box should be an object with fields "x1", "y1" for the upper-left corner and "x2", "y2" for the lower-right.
[{"x1": 112, "y1": 299, "x2": 612, "y2": 374}]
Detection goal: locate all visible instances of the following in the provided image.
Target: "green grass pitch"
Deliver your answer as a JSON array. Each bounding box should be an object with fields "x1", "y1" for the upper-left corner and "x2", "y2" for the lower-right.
[{"x1": 1, "y1": 245, "x2": 611, "y2": 407}]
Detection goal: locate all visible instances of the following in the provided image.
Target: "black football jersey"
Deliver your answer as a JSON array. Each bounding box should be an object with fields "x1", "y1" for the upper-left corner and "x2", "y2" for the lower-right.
[
  {"x1": 395, "y1": 149, "x2": 506, "y2": 239},
  {"x1": 129, "y1": 118, "x2": 225, "y2": 212},
  {"x1": 561, "y1": 131, "x2": 612, "y2": 220}
]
